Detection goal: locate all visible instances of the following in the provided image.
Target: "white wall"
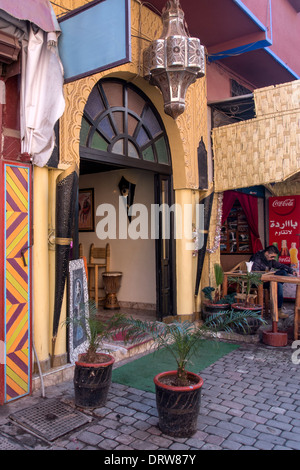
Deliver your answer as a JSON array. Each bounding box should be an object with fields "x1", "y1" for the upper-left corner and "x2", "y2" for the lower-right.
[{"x1": 79, "y1": 168, "x2": 156, "y2": 306}]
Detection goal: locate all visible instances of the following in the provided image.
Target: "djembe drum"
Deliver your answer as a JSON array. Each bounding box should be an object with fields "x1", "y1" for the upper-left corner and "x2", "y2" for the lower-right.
[{"x1": 102, "y1": 272, "x2": 123, "y2": 309}]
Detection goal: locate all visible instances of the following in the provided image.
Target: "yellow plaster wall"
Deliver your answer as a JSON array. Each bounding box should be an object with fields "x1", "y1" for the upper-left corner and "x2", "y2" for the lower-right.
[
  {"x1": 33, "y1": 167, "x2": 67, "y2": 367},
  {"x1": 33, "y1": 168, "x2": 50, "y2": 363}
]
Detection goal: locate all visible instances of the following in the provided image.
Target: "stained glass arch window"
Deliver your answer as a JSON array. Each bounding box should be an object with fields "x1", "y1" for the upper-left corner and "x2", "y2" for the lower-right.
[{"x1": 80, "y1": 79, "x2": 171, "y2": 173}]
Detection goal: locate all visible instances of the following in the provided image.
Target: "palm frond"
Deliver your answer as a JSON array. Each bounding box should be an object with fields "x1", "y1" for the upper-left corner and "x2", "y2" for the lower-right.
[
  {"x1": 203, "y1": 309, "x2": 266, "y2": 334},
  {"x1": 214, "y1": 263, "x2": 224, "y2": 287},
  {"x1": 63, "y1": 300, "x2": 125, "y2": 356},
  {"x1": 123, "y1": 318, "x2": 205, "y2": 380}
]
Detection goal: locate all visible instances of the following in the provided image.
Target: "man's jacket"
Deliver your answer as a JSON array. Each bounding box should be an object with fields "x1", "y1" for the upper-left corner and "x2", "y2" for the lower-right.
[{"x1": 250, "y1": 250, "x2": 293, "y2": 274}]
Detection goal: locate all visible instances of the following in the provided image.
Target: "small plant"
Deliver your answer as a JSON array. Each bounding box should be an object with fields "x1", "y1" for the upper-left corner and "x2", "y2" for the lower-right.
[
  {"x1": 202, "y1": 263, "x2": 235, "y2": 304},
  {"x1": 204, "y1": 309, "x2": 266, "y2": 335},
  {"x1": 202, "y1": 288, "x2": 236, "y2": 305},
  {"x1": 123, "y1": 311, "x2": 265, "y2": 387},
  {"x1": 64, "y1": 300, "x2": 125, "y2": 363},
  {"x1": 123, "y1": 319, "x2": 204, "y2": 386}
]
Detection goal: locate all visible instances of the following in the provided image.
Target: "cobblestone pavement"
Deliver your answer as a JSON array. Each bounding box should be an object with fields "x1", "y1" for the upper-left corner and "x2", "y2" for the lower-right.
[{"x1": 0, "y1": 338, "x2": 300, "y2": 451}]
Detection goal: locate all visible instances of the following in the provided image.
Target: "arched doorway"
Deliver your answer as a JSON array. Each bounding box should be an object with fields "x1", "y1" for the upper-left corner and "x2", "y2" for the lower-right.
[{"x1": 78, "y1": 78, "x2": 175, "y2": 319}]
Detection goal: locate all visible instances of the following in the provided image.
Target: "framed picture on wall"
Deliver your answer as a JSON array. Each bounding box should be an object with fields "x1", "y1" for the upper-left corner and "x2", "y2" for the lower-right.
[{"x1": 79, "y1": 188, "x2": 94, "y2": 231}]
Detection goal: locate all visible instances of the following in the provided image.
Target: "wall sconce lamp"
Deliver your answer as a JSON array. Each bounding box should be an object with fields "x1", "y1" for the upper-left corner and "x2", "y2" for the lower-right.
[
  {"x1": 143, "y1": 0, "x2": 205, "y2": 119},
  {"x1": 118, "y1": 176, "x2": 136, "y2": 223}
]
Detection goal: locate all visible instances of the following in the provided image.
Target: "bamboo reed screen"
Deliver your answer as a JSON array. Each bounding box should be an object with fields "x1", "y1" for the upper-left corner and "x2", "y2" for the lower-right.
[{"x1": 212, "y1": 80, "x2": 300, "y2": 192}]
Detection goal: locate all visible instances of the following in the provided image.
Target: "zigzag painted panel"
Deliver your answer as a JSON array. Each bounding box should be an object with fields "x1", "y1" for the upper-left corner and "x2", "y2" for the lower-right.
[{"x1": 4, "y1": 164, "x2": 31, "y2": 402}]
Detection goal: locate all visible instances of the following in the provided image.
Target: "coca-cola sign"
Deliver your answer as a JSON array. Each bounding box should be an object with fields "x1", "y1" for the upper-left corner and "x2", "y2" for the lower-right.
[{"x1": 271, "y1": 198, "x2": 296, "y2": 216}]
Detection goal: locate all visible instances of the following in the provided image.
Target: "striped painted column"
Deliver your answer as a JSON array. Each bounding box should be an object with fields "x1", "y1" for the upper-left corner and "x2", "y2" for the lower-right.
[{"x1": 1, "y1": 162, "x2": 32, "y2": 403}]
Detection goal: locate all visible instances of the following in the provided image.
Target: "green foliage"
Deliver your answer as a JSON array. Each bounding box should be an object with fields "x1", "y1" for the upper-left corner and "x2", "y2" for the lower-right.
[
  {"x1": 64, "y1": 300, "x2": 125, "y2": 363},
  {"x1": 202, "y1": 286, "x2": 215, "y2": 302},
  {"x1": 123, "y1": 319, "x2": 204, "y2": 386},
  {"x1": 122, "y1": 310, "x2": 266, "y2": 386},
  {"x1": 204, "y1": 309, "x2": 266, "y2": 335},
  {"x1": 222, "y1": 293, "x2": 237, "y2": 305},
  {"x1": 214, "y1": 263, "x2": 224, "y2": 287},
  {"x1": 202, "y1": 264, "x2": 228, "y2": 303},
  {"x1": 229, "y1": 271, "x2": 262, "y2": 305}
]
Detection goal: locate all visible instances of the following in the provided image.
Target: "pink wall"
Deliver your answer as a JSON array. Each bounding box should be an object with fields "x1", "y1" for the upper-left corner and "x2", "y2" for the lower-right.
[
  {"x1": 206, "y1": 62, "x2": 254, "y2": 102},
  {"x1": 206, "y1": 63, "x2": 231, "y2": 102},
  {"x1": 242, "y1": 0, "x2": 300, "y2": 75},
  {"x1": 207, "y1": 0, "x2": 300, "y2": 101}
]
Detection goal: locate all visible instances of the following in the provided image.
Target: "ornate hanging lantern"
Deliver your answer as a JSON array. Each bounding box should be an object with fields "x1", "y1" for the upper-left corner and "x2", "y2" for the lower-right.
[{"x1": 143, "y1": 0, "x2": 205, "y2": 119}]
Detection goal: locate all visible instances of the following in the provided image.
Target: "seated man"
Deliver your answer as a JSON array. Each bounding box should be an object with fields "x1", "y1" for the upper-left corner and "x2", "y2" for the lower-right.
[{"x1": 250, "y1": 245, "x2": 297, "y2": 319}]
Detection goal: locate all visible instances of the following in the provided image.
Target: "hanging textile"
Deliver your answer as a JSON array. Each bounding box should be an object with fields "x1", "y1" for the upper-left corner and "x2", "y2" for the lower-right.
[
  {"x1": 222, "y1": 190, "x2": 263, "y2": 253},
  {"x1": 52, "y1": 164, "x2": 79, "y2": 363}
]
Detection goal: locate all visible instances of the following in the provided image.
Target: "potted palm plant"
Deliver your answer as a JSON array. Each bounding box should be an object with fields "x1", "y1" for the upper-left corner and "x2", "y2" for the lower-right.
[
  {"x1": 202, "y1": 263, "x2": 236, "y2": 319},
  {"x1": 65, "y1": 301, "x2": 125, "y2": 409},
  {"x1": 122, "y1": 312, "x2": 264, "y2": 438}
]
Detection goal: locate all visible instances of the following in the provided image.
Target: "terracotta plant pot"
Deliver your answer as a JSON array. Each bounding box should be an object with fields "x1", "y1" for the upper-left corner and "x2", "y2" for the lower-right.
[
  {"x1": 74, "y1": 353, "x2": 115, "y2": 408},
  {"x1": 154, "y1": 370, "x2": 204, "y2": 438}
]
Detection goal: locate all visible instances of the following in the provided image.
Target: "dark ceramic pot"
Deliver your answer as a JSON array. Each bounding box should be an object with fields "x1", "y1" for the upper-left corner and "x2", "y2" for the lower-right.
[
  {"x1": 232, "y1": 303, "x2": 262, "y2": 335},
  {"x1": 154, "y1": 370, "x2": 204, "y2": 438},
  {"x1": 74, "y1": 353, "x2": 115, "y2": 408},
  {"x1": 202, "y1": 302, "x2": 230, "y2": 321}
]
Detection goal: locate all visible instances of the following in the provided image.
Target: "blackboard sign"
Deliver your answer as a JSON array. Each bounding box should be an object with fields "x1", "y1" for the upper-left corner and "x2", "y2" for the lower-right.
[{"x1": 58, "y1": 0, "x2": 131, "y2": 82}]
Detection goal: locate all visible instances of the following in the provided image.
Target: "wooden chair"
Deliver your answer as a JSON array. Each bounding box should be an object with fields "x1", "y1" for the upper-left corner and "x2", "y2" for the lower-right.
[
  {"x1": 79, "y1": 243, "x2": 83, "y2": 258},
  {"x1": 224, "y1": 260, "x2": 269, "y2": 315},
  {"x1": 87, "y1": 243, "x2": 110, "y2": 307},
  {"x1": 226, "y1": 261, "x2": 258, "y2": 303},
  {"x1": 229, "y1": 261, "x2": 247, "y2": 272},
  {"x1": 78, "y1": 243, "x2": 88, "y2": 279},
  {"x1": 235, "y1": 283, "x2": 258, "y2": 305}
]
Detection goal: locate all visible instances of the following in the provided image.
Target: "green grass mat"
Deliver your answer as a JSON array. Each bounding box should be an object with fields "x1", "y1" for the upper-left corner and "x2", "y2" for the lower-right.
[{"x1": 112, "y1": 339, "x2": 239, "y2": 393}]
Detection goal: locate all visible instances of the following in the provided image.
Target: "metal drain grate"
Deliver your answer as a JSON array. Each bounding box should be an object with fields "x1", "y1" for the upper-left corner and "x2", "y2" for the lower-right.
[
  {"x1": 9, "y1": 399, "x2": 92, "y2": 442},
  {"x1": 0, "y1": 435, "x2": 23, "y2": 450}
]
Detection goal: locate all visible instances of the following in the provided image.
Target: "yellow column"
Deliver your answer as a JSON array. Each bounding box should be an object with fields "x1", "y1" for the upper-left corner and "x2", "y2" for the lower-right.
[
  {"x1": 33, "y1": 167, "x2": 50, "y2": 365},
  {"x1": 175, "y1": 189, "x2": 194, "y2": 318}
]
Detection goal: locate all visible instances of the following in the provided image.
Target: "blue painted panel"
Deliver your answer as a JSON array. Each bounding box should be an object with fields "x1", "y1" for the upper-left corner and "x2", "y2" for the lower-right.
[
  {"x1": 208, "y1": 38, "x2": 271, "y2": 62},
  {"x1": 58, "y1": 0, "x2": 130, "y2": 82}
]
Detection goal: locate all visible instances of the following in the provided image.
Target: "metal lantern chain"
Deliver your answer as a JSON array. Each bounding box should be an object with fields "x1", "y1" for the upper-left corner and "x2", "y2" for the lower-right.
[{"x1": 143, "y1": 0, "x2": 205, "y2": 119}]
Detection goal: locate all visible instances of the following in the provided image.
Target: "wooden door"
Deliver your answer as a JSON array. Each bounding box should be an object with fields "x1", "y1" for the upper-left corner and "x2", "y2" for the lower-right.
[
  {"x1": 155, "y1": 175, "x2": 176, "y2": 320},
  {"x1": 0, "y1": 161, "x2": 32, "y2": 404}
]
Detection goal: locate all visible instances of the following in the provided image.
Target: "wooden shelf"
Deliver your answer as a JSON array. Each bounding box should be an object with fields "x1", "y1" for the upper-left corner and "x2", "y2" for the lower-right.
[{"x1": 221, "y1": 199, "x2": 253, "y2": 254}]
